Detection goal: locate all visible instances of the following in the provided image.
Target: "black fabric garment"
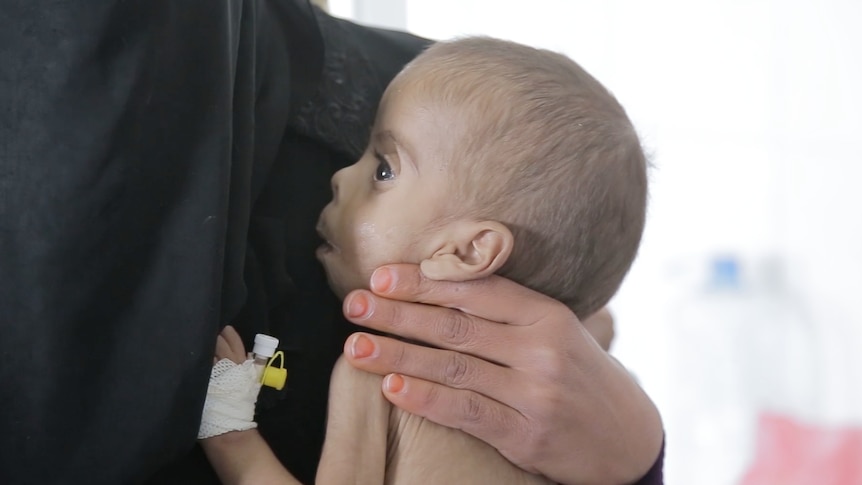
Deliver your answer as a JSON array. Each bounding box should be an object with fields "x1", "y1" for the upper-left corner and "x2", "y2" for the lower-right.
[
  {"x1": 1, "y1": 1, "x2": 665, "y2": 483},
  {"x1": 0, "y1": 1, "x2": 426, "y2": 483}
]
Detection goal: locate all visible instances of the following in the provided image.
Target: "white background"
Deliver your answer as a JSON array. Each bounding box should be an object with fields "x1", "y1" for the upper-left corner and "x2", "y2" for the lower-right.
[{"x1": 328, "y1": 1, "x2": 862, "y2": 483}]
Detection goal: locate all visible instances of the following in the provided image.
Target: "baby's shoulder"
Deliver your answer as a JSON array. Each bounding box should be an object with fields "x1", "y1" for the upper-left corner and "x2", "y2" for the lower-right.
[{"x1": 386, "y1": 407, "x2": 552, "y2": 485}]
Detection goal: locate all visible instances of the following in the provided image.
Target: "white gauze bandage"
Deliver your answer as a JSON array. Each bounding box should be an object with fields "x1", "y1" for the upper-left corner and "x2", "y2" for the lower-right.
[{"x1": 197, "y1": 358, "x2": 262, "y2": 439}]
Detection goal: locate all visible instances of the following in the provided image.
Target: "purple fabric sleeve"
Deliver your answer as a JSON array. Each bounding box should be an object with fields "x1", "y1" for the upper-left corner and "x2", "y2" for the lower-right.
[{"x1": 633, "y1": 438, "x2": 665, "y2": 485}]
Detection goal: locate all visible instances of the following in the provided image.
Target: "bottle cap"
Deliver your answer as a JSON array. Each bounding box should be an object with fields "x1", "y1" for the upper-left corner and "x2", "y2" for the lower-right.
[
  {"x1": 260, "y1": 350, "x2": 288, "y2": 390},
  {"x1": 253, "y1": 334, "x2": 279, "y2": 358},
  {"x1": 262, "y1": 366, "x2": 288, "y2": 390}
]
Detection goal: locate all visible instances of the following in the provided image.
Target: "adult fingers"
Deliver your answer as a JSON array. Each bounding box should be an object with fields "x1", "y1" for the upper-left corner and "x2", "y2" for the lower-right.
[
  {"x1": 343, "y1": 291, "x2": 530, "y2": 365},
  {"x1": 365, "y1": 264, "x2": 565, "y2": 326},
  {"x1": 379, "y1": 373, "x2": 534, "y2": 472},
  {"x1": 342, "y1": 332, "x2": 521, "y2": 404}
]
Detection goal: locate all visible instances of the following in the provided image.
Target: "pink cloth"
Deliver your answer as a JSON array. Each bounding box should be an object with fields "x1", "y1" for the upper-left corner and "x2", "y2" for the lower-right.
[{"x1": 741, "y1": 413, "x2": 862, "y2": 485}]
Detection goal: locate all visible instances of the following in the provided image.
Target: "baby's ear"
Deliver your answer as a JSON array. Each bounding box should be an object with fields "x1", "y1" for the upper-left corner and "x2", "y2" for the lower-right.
[{"x1": 420, "y1": 221, "x2": 513, "y2": 282}]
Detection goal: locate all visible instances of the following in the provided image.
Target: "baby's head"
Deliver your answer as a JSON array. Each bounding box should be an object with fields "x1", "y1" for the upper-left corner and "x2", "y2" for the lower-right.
[{"x1": 316, "y1": 37, "x2": 647, "y2": 318}]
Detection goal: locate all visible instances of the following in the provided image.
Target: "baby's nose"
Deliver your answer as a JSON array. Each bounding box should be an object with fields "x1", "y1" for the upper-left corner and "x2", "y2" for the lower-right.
[{"x1": 330, "y1": 169, "x2": 343, "y2": 202}]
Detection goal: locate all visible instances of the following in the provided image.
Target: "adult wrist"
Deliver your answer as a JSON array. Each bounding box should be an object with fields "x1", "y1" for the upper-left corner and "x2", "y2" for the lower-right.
[{"x1": 595, "y1": 357, "x2": 665, "y2": 485}]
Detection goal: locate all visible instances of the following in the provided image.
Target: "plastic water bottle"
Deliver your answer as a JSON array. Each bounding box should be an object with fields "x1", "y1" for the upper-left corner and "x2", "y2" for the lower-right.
[
  {"x1": 666, "y1": 256, "x2": 762, "y2": 485},
  {"x1": 665, "y1": 255, "x2": 818, "y2": 485}
]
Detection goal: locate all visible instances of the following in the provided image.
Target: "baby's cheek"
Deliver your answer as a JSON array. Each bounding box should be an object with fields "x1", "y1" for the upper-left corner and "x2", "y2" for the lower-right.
[{"x1": 335, "y1": 249, "x2": 375, "y2": 294}]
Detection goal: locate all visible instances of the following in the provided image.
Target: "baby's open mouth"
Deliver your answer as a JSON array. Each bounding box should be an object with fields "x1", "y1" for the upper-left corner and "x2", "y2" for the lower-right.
[{"x1": 315, "y1": 222, "x2": 336, "y2": 254}]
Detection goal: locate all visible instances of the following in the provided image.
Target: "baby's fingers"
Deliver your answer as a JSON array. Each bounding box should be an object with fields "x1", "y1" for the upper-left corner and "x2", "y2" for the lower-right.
[
  {"x1": 214, "y1": 334, "x2": 232, "y2": 362},
  {"x1": 215, "y1": 325, "x2": 247, "y2": 364}
]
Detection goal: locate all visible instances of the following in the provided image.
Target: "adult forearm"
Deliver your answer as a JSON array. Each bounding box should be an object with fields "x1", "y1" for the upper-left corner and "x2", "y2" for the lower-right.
[{"x1": 571, "y1": 355, "x2": 664, "y2": 485}]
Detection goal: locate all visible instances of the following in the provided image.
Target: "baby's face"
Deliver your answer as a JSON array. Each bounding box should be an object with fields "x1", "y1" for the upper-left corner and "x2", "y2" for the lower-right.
[{"x1": 315, "y1": 80, "x2": 460, "y2": 298}]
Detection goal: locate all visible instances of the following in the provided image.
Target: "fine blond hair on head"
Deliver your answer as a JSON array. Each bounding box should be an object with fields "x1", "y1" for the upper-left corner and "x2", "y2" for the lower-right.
[{"x1": 403, "y1": 37, "x2": 649, "y2": 318}]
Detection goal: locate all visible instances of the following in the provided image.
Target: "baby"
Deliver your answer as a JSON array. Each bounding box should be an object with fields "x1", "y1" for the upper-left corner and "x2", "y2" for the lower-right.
[{"x1": 201, "y1": 36, "x2": 648, "y2": 484}]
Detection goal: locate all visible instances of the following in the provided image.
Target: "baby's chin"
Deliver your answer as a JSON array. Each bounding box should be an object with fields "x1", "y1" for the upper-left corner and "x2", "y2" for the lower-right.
[
  {"x1": 322, "y1": 268, "x2": 367, "y2": 302},
  {"x1": 316, "y1": 250, "x2": 374, "y2": 301},
  {"x1": 329, "y1": 282, "x2": 350, "y2": 301}
]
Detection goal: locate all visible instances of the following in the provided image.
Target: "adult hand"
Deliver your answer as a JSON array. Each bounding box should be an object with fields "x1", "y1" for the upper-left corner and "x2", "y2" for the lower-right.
[{"x1": 342, "y1": 264, "x2": 663, "y2": 485}]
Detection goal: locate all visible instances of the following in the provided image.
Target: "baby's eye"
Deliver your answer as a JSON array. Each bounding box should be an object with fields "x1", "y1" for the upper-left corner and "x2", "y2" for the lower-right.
[{"x1": 373, "y1": 152, "x2": 395, "y2": 182}]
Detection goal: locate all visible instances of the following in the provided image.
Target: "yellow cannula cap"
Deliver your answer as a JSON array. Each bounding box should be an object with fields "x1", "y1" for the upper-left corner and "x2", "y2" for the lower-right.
[
  {"x1": 261, "y1": 350, "x2": 287, "y2": 390},
  {"x1": 262, "y1": 366, "x2": 287, "y2": 390}
]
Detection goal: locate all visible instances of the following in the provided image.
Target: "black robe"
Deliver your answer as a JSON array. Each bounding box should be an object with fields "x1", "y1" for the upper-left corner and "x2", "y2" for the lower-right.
[{"x1": 0, "y1": 1, "x2": 427, "y2": 483}]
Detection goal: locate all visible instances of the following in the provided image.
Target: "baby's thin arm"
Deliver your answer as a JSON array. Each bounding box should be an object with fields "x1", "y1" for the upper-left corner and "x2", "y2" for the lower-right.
[
  {"x1": 200, "y1": 326, "x2": 300, "y2": 485},
  {"x1": 316, "y1": 355, "x2": 390, "y2": 485},
  {"x1": 202, "y1": 429, "x2": 300, "y2": 485},
  {"x1": 581, "y1": 307, "x2": 615, "y2": 351}
]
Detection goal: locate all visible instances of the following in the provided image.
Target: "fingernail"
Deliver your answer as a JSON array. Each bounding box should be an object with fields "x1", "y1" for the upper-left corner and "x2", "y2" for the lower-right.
[
  {"x1": 371, "y1": 267, "x2": 393, "y2": 293},
  {"x1": 350, "y1": 334, "x2": 376, "y2": 359},
  {"x1": 383, "y1": 374, "x2": 406, "y2": 394},
  {"x1": 345, "y1": 293, "x2": 369, "y2": 318}
]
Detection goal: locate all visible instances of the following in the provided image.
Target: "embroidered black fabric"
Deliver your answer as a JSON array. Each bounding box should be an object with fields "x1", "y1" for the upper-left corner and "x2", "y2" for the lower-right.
[{"x1": 291, "y1": 9, "x2": 428, "y2": 160}]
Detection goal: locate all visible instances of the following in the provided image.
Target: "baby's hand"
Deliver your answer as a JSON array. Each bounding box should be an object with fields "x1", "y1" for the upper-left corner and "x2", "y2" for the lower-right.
[
  {"x1": 198, "y1": 325, "x2": 260, "y2": 440},
  {"x1": 215, "y1": 325, "x2": 249, "y2": 364}
]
